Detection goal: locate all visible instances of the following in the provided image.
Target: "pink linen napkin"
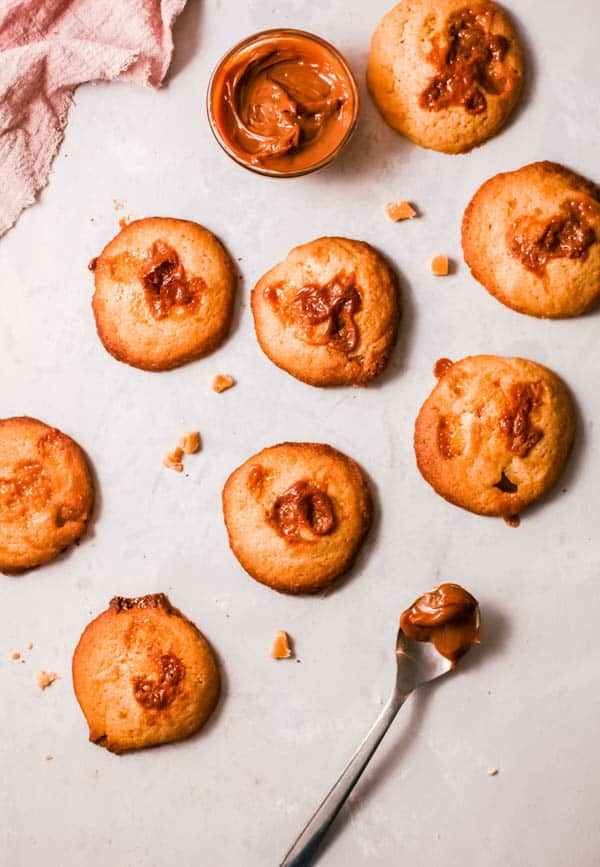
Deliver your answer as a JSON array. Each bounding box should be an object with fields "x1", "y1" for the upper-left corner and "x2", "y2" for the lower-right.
[{"x1": 0, "y1": 0, "x2": 187, "y2": 238}]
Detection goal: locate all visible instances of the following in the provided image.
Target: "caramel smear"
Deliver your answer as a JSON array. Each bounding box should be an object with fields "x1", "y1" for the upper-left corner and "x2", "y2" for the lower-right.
[
  {"x1": 271, "y1": 630, "x2": 293, "y2": 659},
  {"x1": 37, "y1": 671, "x2": 60, "y2": 690},
  {"x1": 431, "y1": 255, "x2": 449, "y2": 276},
  {"x1": 385, "y1": 201, "x2": 417, "y2": 221},
  {"x1": 400, "y1": 583, "x2": 480, "y2": 667},
  {"x1": 163, "y1": 446, "x2": 184, "y2": 473},
  {"x1": 212, "y1": 374, "x2": 236, "y2": 393},
  {"x1": 180, "y1": 432, "x2": 201, "y2": 454}
]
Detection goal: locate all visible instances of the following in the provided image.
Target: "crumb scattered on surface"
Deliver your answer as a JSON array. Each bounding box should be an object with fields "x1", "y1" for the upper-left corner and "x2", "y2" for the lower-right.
[
  {"x1": 385, "y1": 200, "x2": 417, "y2": 221},
  {"x1": 180, "y1": 431, "x2": 201, "y2": 454},
  {"x1": 10, "y1": 651, "x2": 20, "y2": 660},
  {"x1": 212, "y1": 374, "x2": 235, "y2": 393},
  {"x1": 113, "y1": 199, "x2": 125, "y2": 211},
  {"x1": 45, "y1": 754, "x2": 54, "y2": 761},
  {"x1": 163, "y1": 446, "x2": 184, "y2": 473},
  {"x1": 431, "y1": 255, "x2": 449, "y2": 276},
  {"x1": 487, "y1": 768, "x2": 499, "y2": 777},
  {"x1": 271, "y1": 630, "x2": 293, "y2": 660},
  {"x1": 37, "y1": 671, "x2": 60, "y2": 690},
  {"x1": 26, "y1": 642, "x2": 33, "y2": 650}
]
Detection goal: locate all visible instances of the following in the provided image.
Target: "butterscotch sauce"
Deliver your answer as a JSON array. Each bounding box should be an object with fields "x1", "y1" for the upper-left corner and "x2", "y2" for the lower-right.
[
  {"x1": 508, "y1": 200, "x2": 596, "y2": 276},
  {"x1": 272, "y1": 480, "x2": 335, "y2": 543},
  {"x1": 400, "y1": 583, "x2": 480, "y2": 667}
]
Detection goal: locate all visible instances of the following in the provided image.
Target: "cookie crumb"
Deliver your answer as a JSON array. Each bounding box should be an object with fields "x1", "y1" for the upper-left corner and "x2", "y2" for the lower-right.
[
  {"x1": 26, "y1": 642, "x2": 33, "y2": 650},
  {"x1": 487, "y1": 768, "x2": 499, "y2": 777},
  {"x1": 431, "y1": 255, "x2": 449, "y2": 276},
  {"x1": 271, "y1": 630, "x2": 293, "y2": 659},
  {"x1": 113, "y1": 199, "x2": 125, "y2": 211},
  {"x1": 385, "y1": 200, "x2": 417, "y2": 221},
  {"x1": 163, "y1": 446, "x2": 184, "y2": 473},
  {"x1": 10, "y1": 651, "x2": 20, "y2": 660},
  {"x1": 45, "y1": 754, "x2": 54, "y2": 761},
  {"x1": 212, "y1": 374, "x2": 235, "y2": 393},
  {"x1": 179, "y1": 432, "x2": 201, "y2": 454},
  {"x1": 37, "y1": 671, "x2": 60, "y2": 690}
]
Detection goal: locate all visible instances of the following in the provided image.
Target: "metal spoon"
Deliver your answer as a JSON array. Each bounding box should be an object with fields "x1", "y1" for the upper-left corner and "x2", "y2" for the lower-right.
[{"x1": 278, "y1": 626, "x2": 460, "y2": 867}]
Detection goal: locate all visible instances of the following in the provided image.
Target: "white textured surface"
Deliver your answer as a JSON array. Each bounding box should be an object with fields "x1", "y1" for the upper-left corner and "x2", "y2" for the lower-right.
[{"x1": 1, "y1": 1, "x2": 600, "y2": 865}]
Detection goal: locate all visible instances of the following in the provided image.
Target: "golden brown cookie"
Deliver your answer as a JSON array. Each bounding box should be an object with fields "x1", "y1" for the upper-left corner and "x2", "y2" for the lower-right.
[
  {"x1": 462, "y1": 162, "x2": 600, "y2": 317},
  {"x1": 367, "y1": 0, "x2": 524, "y2": 154},
  {"x1": 91, "y1": 217, "x2": 236, "y2": 371},
  {"x1": 222, "y1": 443, "x2": 372, "y2": 593},
  {"x1": 251, "y1": 237, "x2": 399, "y2": 386},
  {"x1": 0, "y1": 417, "x2": 93, "y2": 574},
  {"x1": 72, "y1": 593, "x2": 220, "y2": 754},
  {"x1": 414, "y1": 356, "x2": 575, "y2": 521}
]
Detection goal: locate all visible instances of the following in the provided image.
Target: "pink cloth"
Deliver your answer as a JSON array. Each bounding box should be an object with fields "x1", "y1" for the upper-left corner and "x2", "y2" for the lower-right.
[{"x1": 0, "y1": 0, "x2": 187, "y2": 237}]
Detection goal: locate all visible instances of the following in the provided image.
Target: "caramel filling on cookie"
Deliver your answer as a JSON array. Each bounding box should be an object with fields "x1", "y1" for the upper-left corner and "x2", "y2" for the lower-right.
[
  {"x1": 499, "y1": 382, "x2": 544, "y2": 457},
  {"x1": 508, "y1": 200, "x2": 596, "y2": 276},
  {"x1": 139, "y1": 241, "x2": 204, "y2": 320},
  {"x1": 110, "y1": 593, "x2": 172, "y2": 612},
  {"x1": 272, "y1": 480, "x2": 335, "y2": 543},
  {"x1": 133, "y1": 651, "x2": 185, "y2": 710},
  {"x1": 0, "y1": 461, "x2": 53, "y2": 519},
  {"x1": 420, "y1": 6, "x2": 510, "y2": 115},
  {"x1": 400, "y1": 583, "x2": 479, "y2": 667},
  {"x1": 287, "y1": 274, "x2": 362, "y2": 352},
  {"x1": 210, "y1": 33, "x2": 355, "y2": 172}
]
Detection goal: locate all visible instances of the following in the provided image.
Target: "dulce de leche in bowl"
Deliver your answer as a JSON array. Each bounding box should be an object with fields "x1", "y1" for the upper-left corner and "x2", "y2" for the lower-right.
[{"x1": 207, "y1": 29, "x2": 359, "y2": 177}]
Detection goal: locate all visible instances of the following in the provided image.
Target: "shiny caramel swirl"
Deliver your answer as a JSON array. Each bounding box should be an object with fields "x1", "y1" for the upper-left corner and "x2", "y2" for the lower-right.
[
  {"x1": 272, "y1": 480, "x2": 335, "y2": 543},
  {"x1": 290, "y1": 274, "x2": 362, "y2": 352},
  {"x1": 211, "y1": 33, "x2": 355, "y2": 172},
  {"x1": 133, "y1": 651, "x2": 185, "y2": 710},
  {"x1": 139, "y1": 241, "x2": 204, "y2": 320},
  {"x1": 400, "y1": 583, "x2": 480, "y2": 666},
  {"x1": 420, "y1": 6, "x2": 509, "y2": 114},
  {"x1": 508, "y1": 200, "x2": 596, "y2": 276}
]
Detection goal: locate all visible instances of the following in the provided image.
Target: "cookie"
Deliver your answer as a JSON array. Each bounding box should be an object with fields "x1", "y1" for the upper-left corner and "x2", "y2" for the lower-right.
[
  {"x1": 462, "y1": 162, "x2": 600, "y2": 317},
  {"x1": 0, "y1": 417, "x2": 93, "y2": 574},
  {"x1": 91, "y1": 217, "x2": 236, "y2": 371},
  {"x1": 222, "y1": 443, "x2": 372, "y2": 593},
  {"x1": 414, "y1": 356, "x2": 575, "y2": 521},
  {"x1": 251, "y1": 237, "x2": 399, "y2": 387},
  {"x1": 72, "y1": 593, "x2": 220, "y2": 754},
  {"x1": 367, "y1": 0, "x2": 524, "y2": 154}
]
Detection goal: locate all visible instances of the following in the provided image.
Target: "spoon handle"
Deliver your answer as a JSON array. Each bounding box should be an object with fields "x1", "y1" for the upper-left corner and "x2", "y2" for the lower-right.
[{"x1": 279, "y1": 688, "x2": 409, "y2": 867}]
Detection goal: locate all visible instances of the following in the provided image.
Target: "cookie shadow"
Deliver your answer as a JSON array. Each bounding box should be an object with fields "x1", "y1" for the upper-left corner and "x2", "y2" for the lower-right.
[
  {"x1": 456, "y1": 600, "x2": 511, "y2": 674},
  {"x1": 369, "y1": 247, "x2": 417, "y2": 387},
  {"x1": 498, "y1": 4, "x2": 537, "y2": 138},
  {"x1": 166, "y1": 0, "x2": 205, "y2": 84}
]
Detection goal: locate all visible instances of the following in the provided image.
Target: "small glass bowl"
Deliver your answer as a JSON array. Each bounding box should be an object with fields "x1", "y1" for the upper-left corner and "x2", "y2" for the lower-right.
[{"x1": 206, "y1": 28, "x2": 360, "y2": 179}]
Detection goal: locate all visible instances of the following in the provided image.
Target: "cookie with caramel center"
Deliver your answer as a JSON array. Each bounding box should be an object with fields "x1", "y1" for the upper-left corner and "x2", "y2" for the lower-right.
[
  {"x1": 0, "y1": 417, "x2": 93, "y2": 574},
  {"x1": 91, "y1": 217, "x2": 236, "y2": 371},
  {"x1": 72, "y1": 593, "x2": 220, "y2": 753},
  {"x1": 222, "y1": 443, "x2": 373, "y2": 593},
  {"x1": 251, "y1": 237, "x2": 399, "y2": 387},
  {"x1": 367, "y1": 0, "x2": 524, "y2": 154},
  {"x1": 414, "y1": 356, "x2": 575, "y2": 521},
  {"x1": 462, "y1": 162, "x2": 600, "y2": 317}
]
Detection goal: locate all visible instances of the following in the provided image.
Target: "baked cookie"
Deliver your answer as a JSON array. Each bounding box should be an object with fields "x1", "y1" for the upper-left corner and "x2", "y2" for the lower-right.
[
  {"x1": 91, "y1": 217, "x2": 236, "y2": 371},
  {"x1": 251, "y1": 237, "x2": 399, "y2": 387},
  {"x1": 222, "y1": 443, "x2": 372, "y2": 593},
  {"x1": 72, "y1": 593, "x2": 220, "y2": 754},
  {"x1": 0, "y1": 417, "x2": 93, "y2": 574},
  {"x1": 414, "y1": 356, "x2": 575, "y2": 521},
  {"x1": 367, "y1": 0, "x2": 524, "y2": 154},
  {"x1": 462, "y1": 162, "x2": 600, "y2": 318}
]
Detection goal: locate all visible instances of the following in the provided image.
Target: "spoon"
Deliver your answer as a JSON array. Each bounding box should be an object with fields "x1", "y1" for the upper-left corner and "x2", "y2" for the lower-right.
[{"x1": 279, "y1": 592, "x2": 479, "y2": 867}]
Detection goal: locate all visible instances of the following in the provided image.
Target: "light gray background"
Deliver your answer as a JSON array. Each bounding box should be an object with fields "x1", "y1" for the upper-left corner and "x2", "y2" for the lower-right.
[{"x1": 1, "y1": 1, "x2": 599, "y2": 865}]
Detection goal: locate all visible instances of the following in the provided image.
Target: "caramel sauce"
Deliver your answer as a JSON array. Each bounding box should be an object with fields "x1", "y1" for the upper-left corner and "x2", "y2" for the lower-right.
[
  {"x1": 0, "y1": 461, "x2": 53, "y2": 518},
  {"x1": 400, "y1": 583, "x2": 480, "y2": 667},
  {"x1": 133, "y1": 651, "x2": 185, "y2": 710},
  {"x1": 210, "y1": 32, "x2": 356, "y2": 173},
  {"x1": 499, "y1": 382, "x2": 544, "y2": 457},
  {"x1": 508, "y1": 200, "x2": 596, "y2": 276},
  {"x1": 272, "y1": 480, "x2": 335, "y2": 543},
  {"x1": 420, "y1": 6, "x2": 509, "y2": 115},
  {"x1": 289, "y1": 274, "x2": 362, "y2": 352},
  {"x1": 434, "y1": 357, "x2": 454, "y2": 378},
  {"x1": 139, "y1": 241, "x2": 204, "y2": 320}
]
